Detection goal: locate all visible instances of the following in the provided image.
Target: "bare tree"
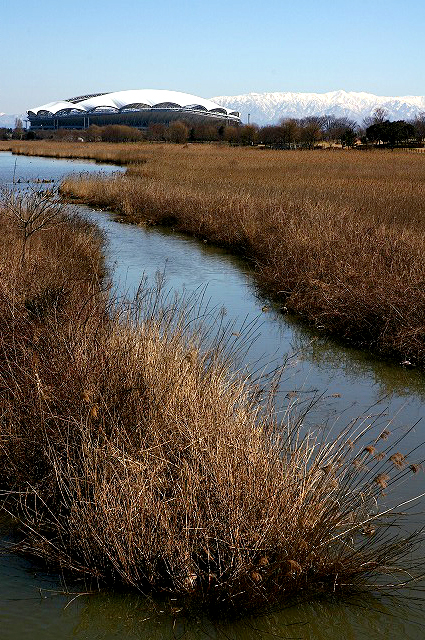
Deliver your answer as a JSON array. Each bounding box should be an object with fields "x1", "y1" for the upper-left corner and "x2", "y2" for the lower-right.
[
  {"x1": 280, "y1": 118, "x2": 300, "y2": 146},
  {"x1": 323, "y1": 116, "x2": 358, "y2": 146},
  {"x1": 12, "y1": 117, "x2": 24, "y2": 140},
  {"x1": 412, "y1": 112, "x2": 425, "y2": 142},
  {"x1": 146, "y1": 123, "x2": 166, "y2": 141},
  {"x1": 224, "y1": 126, "x2": 240, "y2": 144},
  {"x1": 2, "y1": 187, "x2": 63, "y2": 264},
  {"x1": 363, "y1": 106, "x2": 389, "y2": 129},
  {"x1": 299, "y1": 116, "x2": 325, "y2": 148},
  {"x1": 240, "y1": 124, "x2": 258, "y2": 145}
]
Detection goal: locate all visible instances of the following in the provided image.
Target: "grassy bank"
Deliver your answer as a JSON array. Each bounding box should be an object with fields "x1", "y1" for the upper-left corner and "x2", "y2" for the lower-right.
[
  {"x1": 0, "y1": 139, "x2": 147, "y2": 164},
  {"x1": 2, "y1": 140, "x2": 424, "y2": 366},
  {"x1": 1, "y1": 187, "x2": 424, "y2": 614}
]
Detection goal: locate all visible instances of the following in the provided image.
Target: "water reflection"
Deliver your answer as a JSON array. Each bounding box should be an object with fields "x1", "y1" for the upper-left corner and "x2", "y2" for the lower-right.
[
  {"x1": 83, "y1": 206, "x2": 425, "y2": 438},
  {"x1": 14, "y1": 589, "x2": 421, "y2": 640},
  {"x1": 0, "y1": 151, "x2": 122, "y2": 188},
  {"x1": 287, "y1": 316, "x2": 425, "y2": 401}
]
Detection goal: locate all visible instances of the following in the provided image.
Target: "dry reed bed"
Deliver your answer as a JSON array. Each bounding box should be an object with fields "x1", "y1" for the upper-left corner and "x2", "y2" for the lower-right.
[
  {"x1": 0, "y1": 140, "x2": 146, "y2": 164},
  {"x1": 0, "y1": 187, "x2": 424, "y2": 615},
  {"x1": 5, "y1": 141, "x2": 422, "y2": 363},
  {"x1": 46, "y1": 141, "x2": 425, "y2": 367}
]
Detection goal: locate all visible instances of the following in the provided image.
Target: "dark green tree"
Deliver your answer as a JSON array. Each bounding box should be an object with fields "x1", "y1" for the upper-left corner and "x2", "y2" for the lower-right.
[
  {"x1": 341, "y1": 128, "x2": 357, "y2": 148},
  {"x1": 366, "y1": 120, "x2": 415, "y2": 147}
]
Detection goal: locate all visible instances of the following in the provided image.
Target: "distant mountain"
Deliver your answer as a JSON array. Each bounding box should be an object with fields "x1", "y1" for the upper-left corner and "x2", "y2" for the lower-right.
[
  {"x1": 3, "y1": 91, "x2": 425, "y2": 129},
  {"x1": 210, "y1": 90, "x2": 425, "y2": 126},
  {"x1": 0, "y1": 113, "x2": 26, "y2": 129}
]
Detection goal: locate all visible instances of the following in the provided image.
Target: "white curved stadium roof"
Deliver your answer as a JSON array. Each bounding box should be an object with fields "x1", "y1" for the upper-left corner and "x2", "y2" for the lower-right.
[{"x1": 28, "y1": 89, "x2": 239, "y2": 117}]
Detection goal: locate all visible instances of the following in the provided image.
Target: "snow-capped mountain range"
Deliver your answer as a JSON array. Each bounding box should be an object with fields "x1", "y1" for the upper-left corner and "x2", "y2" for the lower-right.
[
  {"x1": 0, "y1": 113, "x2": 26, "y2": 129},
  {"x1": 2, "y1": 91, "x2": 425, "y2": 129},
  {"x1": 211, "y1": 90, "x2": 425, "y2": 126}
]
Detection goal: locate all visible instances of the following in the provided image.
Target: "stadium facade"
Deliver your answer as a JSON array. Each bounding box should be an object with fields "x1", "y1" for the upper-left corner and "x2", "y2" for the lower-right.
[{"x1": 28, "y1": 89, "x2": 241, "y2": 131}]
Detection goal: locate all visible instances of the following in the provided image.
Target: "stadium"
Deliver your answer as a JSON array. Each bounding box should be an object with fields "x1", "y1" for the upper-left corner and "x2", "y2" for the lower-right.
[{"x1": 27, "y1": 89, "x2": 241, "y2": 131}]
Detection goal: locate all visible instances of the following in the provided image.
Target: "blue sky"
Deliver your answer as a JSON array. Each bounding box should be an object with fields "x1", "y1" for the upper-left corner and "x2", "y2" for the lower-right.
[{"x1": 1, "y1": 0, "x2": 424, "y2": 113}]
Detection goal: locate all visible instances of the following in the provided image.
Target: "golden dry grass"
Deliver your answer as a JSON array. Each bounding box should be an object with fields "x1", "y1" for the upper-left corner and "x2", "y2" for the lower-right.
[
  {"x1": 0, "y1": 186, "x2": 424, "y2": 615},
  {"x1": 0, "y1": 139, "x2": 147, "y2": 164},
  {"x1": 3, "y1": 140, "x2": 425, "y2": 363},
  {"x1": 38, "y1": 140, "x2": 425, "y2": 366}
]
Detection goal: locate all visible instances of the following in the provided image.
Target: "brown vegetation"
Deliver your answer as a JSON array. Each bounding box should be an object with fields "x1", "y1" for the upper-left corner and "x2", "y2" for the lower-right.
[
  {"x1": 2, "y1": 140, "x2": 425, "y2": 365},
  {"x1": 38, "y1": 141, "x2": 425, "y2": 366},
  {"x1": 0, "y1": 187, "x2": 424, "y2": 614},
  {"x1": 0, "y1": 139, "x2": 148, "y2": 164}
]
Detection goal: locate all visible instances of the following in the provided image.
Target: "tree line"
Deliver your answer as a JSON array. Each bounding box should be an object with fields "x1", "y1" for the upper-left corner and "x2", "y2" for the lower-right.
[
  {"x1": 3, "y1": 108, "x2": 425, "y2": 147},
  {"x1": 244, "y1": 109, "x2": 425, "y2": 148}
]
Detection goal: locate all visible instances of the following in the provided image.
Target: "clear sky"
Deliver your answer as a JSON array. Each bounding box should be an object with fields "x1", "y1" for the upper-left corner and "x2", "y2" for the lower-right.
[{"x1": 1, "y1": 0, "x2": 424, "y2": 114}]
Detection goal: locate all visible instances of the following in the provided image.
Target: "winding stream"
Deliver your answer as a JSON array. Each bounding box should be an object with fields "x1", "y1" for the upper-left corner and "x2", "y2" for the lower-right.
[{"x1": 0, "y1": 151, "x2": 424, "y2": 639}]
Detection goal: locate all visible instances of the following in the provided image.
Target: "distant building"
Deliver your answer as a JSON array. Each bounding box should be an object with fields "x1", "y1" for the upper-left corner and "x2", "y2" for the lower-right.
[{"x1": 28, "y1": 89, "x2": 241, "y2": 130}]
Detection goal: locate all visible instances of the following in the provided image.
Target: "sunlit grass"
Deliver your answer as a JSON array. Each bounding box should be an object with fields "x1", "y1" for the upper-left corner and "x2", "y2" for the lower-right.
[{"x1": 20, "y1": 140, "x2": 423, "y2": 366}]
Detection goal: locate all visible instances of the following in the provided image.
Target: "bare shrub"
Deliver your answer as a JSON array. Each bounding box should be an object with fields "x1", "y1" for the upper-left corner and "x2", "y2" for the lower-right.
[
  {"x1": 101, "y1": 124, "x2": 143, "y2": 143},
  {"x1": 1, "y1": 186, "x2": 64, "y2": 264},
  {"x1": 165, "y1": 121, "x2": 189, "y2": 144}
]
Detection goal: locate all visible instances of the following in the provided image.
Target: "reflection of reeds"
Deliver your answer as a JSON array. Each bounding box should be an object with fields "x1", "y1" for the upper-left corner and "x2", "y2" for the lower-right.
[{"x1": 0, "y1": 188, "x2": 424, "y2": 617}]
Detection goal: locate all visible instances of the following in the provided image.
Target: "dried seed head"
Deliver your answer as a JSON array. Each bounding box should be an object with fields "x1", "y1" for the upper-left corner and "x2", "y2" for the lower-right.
[
  {"x1": 183, "y1": 349, "x2": 198, "y2": 366},
  {"x1": 286, "y1": 559, "x2": 302, "y2": 574},
  {"x1": 82, "y1": 389, "x2": 92, "y2": 404},
  {"x1": 374, "y1": 452, "x2": 385, "y2": 461},
  {"x1": 258, "y1": 556, "x2": 269, "y2": 567},
  {"x1": 379, "y1": 429, "x2": 390, "y2": 440},
  {"x1": 182, "y1": 573, "x2": 198, "y2": 591},
  {"x1": 410, "y1": 463, "x2": 421, "y2": 474},
  {"x1": 364, "y1": 445, "x2": 376, "y2": 455},
  {"x1": 389, "y1": 452, "x2": 405, "y2": 469},
  {"x1": 90, "y1": 404, "x2": 99, "y2": 419},
  {"x1": 251, "y1": 571, "x2": 263, "y2": 583},
  {"x1": 362, "y1": 524, "x2": 376, "y2": 536},
  {"x1": 321, "y1": 464, "x2": 334, "y2": 475},
  {"x1": 375, "y1": 473, "x2": 390, "y2": 489}
]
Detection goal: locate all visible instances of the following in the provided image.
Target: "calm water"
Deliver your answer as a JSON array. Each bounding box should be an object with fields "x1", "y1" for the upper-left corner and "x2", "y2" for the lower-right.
[{"x1": 1, "y1": 151, "x2": 424, "y2": 639}]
